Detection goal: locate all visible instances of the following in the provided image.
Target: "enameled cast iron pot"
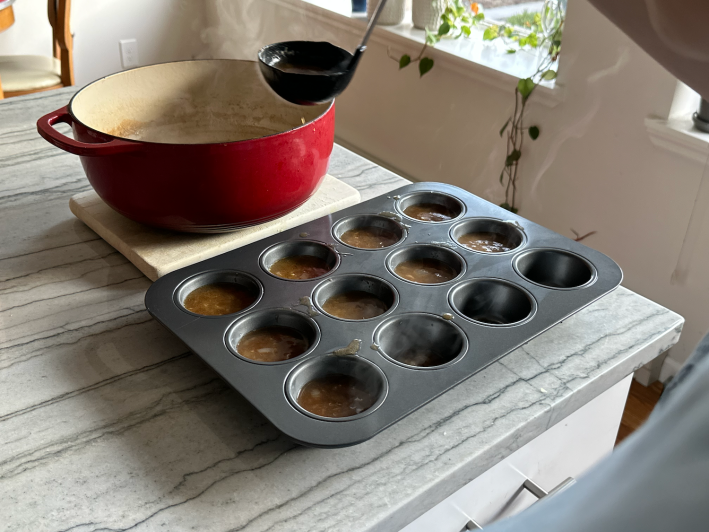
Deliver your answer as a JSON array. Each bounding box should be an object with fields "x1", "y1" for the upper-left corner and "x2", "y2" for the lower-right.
[{"x1": 37, "y1": 60, "x2": 335, "y2": 233}]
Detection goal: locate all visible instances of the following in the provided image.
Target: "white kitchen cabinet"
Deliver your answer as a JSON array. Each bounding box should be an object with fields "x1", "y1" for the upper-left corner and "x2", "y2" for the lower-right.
[{"x1": 401, "y1": 374, "x2": 633, "y2": 532}]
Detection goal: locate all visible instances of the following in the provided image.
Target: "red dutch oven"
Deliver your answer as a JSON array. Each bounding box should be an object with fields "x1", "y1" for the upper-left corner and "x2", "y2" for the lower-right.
[{"x1": 37, "y1": 60, "x2": 335, "y2": 233}]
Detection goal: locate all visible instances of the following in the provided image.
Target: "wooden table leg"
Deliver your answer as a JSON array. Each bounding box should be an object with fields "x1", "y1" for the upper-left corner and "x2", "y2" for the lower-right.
[{"x1": 0, "y1": 6, "x2": 15, "y2": 32}]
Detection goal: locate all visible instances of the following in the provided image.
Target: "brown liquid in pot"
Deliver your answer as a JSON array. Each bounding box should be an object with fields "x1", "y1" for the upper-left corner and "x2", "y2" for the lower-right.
[
  {"x1": 237, "y1": 326, "x2": 309, "y2": 362},
  {"x1": 403, "y1": 203, "x2": 455, "y2": 222},
  {"x1": 458, "y1": 232, "x2": 516, "y2": 253},
  {"x1": 322, "y1": 291, "x2": 389, "y2": 320},
  {"x1": 394, "y1": 258, "x2": 457, "y2": 284},
  {"x1": 183, "y1": 283, "x2": 256, "y2": 315},
  {"x1": 270, "y1": 255, "x2": 331, "y2": 280},
  {"x1": 340, "y1": 227, "x2": 399, "y2": 249},
  {"x1": 394, "y1": 347, "x2": 450, "y2": 368},
  {"x1": 297, "y1": 374, "x2": 376, "y2": 418},
  {"x1": 108, "y1": 119, "x2": 281, "y2": 144}
]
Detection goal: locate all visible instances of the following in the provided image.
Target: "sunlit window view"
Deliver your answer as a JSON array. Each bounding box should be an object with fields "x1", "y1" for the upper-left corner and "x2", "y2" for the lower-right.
[{"x1": 1, "y1": 1, "x2": 709, "y2": 531}]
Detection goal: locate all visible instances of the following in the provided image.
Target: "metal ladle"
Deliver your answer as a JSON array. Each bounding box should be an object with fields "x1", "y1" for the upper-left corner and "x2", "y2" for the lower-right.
[{"x1": 257, "y1": 0, "x2": 389, "y2": 105}]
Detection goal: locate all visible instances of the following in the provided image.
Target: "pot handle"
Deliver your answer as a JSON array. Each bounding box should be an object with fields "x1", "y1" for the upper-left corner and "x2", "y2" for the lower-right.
[{"x1": 37, "y1": 106, "x2": 140, "y2": 157}]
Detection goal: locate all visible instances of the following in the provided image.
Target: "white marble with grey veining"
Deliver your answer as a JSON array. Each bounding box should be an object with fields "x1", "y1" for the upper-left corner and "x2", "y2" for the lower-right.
[{"x1": 0, "y1": 88, "x2": 684, "y2": 532}]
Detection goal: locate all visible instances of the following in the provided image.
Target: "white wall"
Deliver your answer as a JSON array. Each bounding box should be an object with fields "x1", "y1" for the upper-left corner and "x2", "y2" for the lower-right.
[
  {"x1": 206, "y1": 0, "x2": 707, "y2": 377},
  {"x1": 0, "y1": 0, "x2": 208, "y2": 87}
]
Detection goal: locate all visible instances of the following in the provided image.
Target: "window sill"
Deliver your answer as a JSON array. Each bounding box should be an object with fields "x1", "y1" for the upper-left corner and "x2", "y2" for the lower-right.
[
  {"x1": 267, "y1": 0, "x2": 564, "y2": 108},
  {"x1": 645, "y1": 117, "x2": 709, "y2": 164}
]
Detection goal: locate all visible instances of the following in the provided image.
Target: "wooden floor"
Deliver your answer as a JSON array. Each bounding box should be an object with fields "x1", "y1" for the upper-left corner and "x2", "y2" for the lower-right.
[{"x1": 615, "y1": 380, "x2": 664, "y2": 445}]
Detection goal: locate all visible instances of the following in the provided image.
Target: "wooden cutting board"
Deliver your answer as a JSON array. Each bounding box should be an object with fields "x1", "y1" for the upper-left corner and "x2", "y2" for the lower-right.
[{"x1": 70, "y1": 174, "x2": 361, "y2": 281}]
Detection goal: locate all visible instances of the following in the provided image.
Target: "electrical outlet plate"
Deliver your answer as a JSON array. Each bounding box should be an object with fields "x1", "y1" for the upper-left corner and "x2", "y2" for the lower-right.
[{"x1": 119, "y1": 39, "x2": 139, "y2": 69}]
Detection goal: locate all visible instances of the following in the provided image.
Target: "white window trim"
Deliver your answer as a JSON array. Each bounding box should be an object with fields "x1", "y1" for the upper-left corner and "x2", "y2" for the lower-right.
[
  {"x1": 646, "y1": 82, "x2": 709, "y2": 163},
  {"x1": 645, "y1": 117, "x2": 709, "y2": 165},
  {"x1": 267, "y1": 0, "x2": 564, "y2": 108}
]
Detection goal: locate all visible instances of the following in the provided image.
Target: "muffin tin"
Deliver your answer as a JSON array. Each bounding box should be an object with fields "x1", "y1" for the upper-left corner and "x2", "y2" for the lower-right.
[{"x1": 145, "y1": 182, "x2": 622, "y2": 447}]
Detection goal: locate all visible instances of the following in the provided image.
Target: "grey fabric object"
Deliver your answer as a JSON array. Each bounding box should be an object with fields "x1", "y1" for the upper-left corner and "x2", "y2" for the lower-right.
[
  {"x1": 484, "y1": 334, "x2": 709, "y2": 532},
  {"x1": 587, "y1": 0, "x2": 709, "y2": 100}
]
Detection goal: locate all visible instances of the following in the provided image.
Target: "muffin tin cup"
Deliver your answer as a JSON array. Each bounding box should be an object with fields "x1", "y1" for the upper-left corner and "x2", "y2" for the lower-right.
[
  {"x1": 374, "y1": 313, "x2": 468, "y2": 370},
  {"x1": 386, "y1": 244, "x2": 466, "y2": 285},
  {"x1": 260, "y1": 239, "x2": 340, "y2": 282},
  {"x1": 146, "y1": 181, "x2": 622, "y2": 448},
  {"x1": 449, "y1": 278, "x2": 536, "y2": 326},
  {"x1": 285, "y1": 354, "x2": 389, "y2": 422},
  {"x1": 396, "y1": 191, "x2": 465, "y2": 223},
  {"x1": 225, "y1": 308, "x2": 321, "y2": 365},
  {"x1": 450, "y1": 217, "x2": 526, "y2": 255},
  {"x1": 332, "y1": 215, "x2": 407, "y2": 250},
  {"x1": 514, "y1": 248, "x2": 597, "y2": 290},
  {"x1": 174, "y1": 270, "x2": 263, "y2": 318},
  {"x1": 312, "y1": 274, "x2": 399, "y2": 322}
]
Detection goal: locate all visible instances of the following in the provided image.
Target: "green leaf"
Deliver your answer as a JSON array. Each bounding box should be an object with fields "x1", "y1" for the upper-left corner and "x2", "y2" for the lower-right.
[
  {"x1": 419, "y1": 57, "x2": 434, "y2": 77},
  {"x1": 399, "y1": 55, "x2": 411, "y2": 69},
  {"x1": 504, "y1": 26, "x2": 514, "y2": 37},
  {"x1": 499, "y1": 118, "x2": 511, "y2": 137},
  {"x1": 534, "y1": 13, "x2": 542, "y2": 25},
  {"x1": 541, "y1": 69, "x2": 557, "y2": 80},
  {"x1": 527, "y1": 32, "x2": 538, "y2": 48},
  {"x1": 506, "y1": 48, "x2": 516, "y2": 54},
  {"x1": 518, "y1": 36, "x2": 528, "y2": 47},
  {"x1": 474, "y1": 12, "x2": 485, "y2": 22},
  {"x1": 483, "y1": 25, "x2": 499, "y2": 40},
  {"x1": 461, "y1": 25, "x2": 471, "y2": 37},
  {"x1": 528, "y1": 125, "x2": 540, "y2": 140},
  {"x1": 438, "y1": 21, "x2": 451, "y2": 36},
  {"x1": 425, "y1": 28, "x2": 440, "y2": 45},
  {"x1": 505, "y1": 149, "x2": 522, "y2": 166},
  {"x1": 517, "y1": 77, "x2": 536, "y2": 100}
]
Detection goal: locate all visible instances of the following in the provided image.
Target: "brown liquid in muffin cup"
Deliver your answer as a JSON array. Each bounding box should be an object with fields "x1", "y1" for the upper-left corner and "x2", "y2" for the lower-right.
[{"x1": 183, "y1": 283, "x2": 256, "y2": 315}]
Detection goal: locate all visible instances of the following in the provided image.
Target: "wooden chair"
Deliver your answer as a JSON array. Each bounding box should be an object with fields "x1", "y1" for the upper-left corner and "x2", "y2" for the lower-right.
[{"x1": 0, "y1": 0, "x2": 73, "y2": 99}]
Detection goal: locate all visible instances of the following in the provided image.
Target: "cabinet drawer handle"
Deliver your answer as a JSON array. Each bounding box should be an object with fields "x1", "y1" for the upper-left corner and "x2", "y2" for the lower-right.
[{"x1": 464, "y1": 477, "x2": 576, "y2": 530}]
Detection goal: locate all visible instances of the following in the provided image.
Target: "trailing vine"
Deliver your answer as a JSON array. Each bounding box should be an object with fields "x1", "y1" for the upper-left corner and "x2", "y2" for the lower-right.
[{"x1": 393, "y1": 1, "x2": 565, "y2": 213}]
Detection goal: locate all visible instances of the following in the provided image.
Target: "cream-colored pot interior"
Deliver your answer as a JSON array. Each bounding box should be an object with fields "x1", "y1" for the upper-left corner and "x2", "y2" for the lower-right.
[{"x1": 71, "y1": 60, "x2": 330, "y2": 144}]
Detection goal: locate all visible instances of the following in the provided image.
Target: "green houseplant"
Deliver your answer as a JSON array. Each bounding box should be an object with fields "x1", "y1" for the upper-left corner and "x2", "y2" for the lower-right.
[{"x1": 395, "y1": 0, "x2": 565, "y2": 213}]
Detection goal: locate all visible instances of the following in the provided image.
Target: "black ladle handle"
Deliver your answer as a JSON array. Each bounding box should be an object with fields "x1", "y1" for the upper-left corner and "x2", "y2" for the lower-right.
[{"x1": 348, "y1": 0, "x2": 390, "y2": 69}]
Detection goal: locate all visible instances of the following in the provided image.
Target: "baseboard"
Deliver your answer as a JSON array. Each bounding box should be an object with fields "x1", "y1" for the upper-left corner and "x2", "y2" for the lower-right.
[
  {"x1": 633, "y1": 351, "x2": 668, "y2": 386},
  {"x1": 659, "y1": 356, "x2": 684, "y2": 383},
  {"x1": 633, "y1": 366, "x2": 653, "y2": 386}
]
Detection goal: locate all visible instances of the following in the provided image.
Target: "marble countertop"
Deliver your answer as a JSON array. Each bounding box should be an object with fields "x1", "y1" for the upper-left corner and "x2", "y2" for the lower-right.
[{"x1": 0, "y1": 88, "x2": 683, "y2": 532}]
